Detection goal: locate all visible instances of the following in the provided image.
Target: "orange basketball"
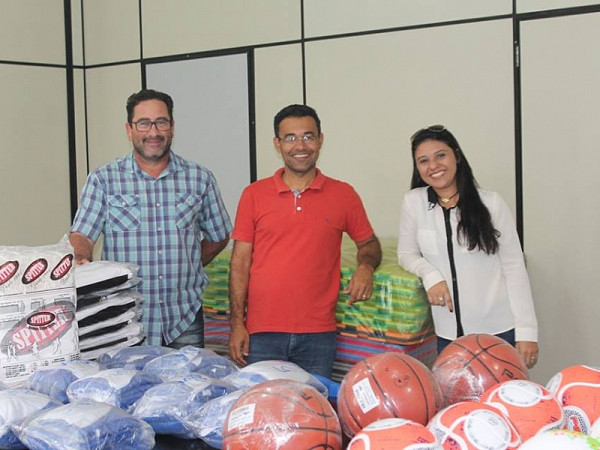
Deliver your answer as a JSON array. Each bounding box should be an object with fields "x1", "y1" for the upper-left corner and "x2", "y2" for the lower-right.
[
  {"x1": 222, "y1": 379, "x2": 342, "y2": 449},
  {"x1": 482, "y1": 379, "x2": 564, "y2": 440},
  {"x1": 546, "y1": 364, "x2": 600, "y2": 434},
  {"x1": 428, "y1": 401, "x2": 522, "y2": 449},
  {"x1": 432, "y1": 334, "x2": 528, "y2": 406},
  {"x1": 337, "y1": 351, "x2": 443, "y2": 437},
  {"x1": 347, "y1": 418, "x2": 440, "y2": 449}
]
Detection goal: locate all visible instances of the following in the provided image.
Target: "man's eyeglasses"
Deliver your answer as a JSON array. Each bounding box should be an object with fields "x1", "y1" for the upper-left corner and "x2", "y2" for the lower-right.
[
  {"x1": 277, "y1": 134, "x2": 318, "y2": 144},
  {"x1": 131, "y1": 119, "x2": 172, "y2": 132},
  {"x1": 410, "y1": 124, "x2": 446, "y2": 142}
]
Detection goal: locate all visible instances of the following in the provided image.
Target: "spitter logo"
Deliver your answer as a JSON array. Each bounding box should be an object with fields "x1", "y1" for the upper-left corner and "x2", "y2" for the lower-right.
[
  {"x1": 50, "y1": 254, "x2": 73, "y2": 281},
  {"x1": 21, "y1": 258, "x2": 48, "y2": 285},
  {"x1": 0, "y1": 261, "x2": 19, "y2": 286},
  {"x1": 1, "y1": 301, "x2": 75, "y2": 356}
]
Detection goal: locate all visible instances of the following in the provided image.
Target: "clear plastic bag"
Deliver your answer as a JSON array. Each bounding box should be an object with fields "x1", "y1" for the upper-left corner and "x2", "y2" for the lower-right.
[
  {"x1": 66, "y1": 368, "x2": 162, "y2": 409},
  {"x1": 11, "y1": 400, "x2": 155, "y2": 450},
  {"x1": 0, "y1": 389, "x2": 60, "y2": 449},
  {"x1": 130, "y1": 373, "x2": 238, "y2": 438},
  {"x1": 28, "y1": 360, "x2": 100, "y2": 403}
]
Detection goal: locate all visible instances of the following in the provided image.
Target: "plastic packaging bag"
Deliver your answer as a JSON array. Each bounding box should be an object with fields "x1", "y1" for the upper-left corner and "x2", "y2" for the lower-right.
[
  {"x1": 224, "y1": 360, "x2": 328, "y2": 397},
  {"x1": 11, "y1": 400, "x2": 155, "y2": 450},
  {"x1": 184, "y1": 389, "x2": 244, "y2": 448},
  {"x1": 194, "y1": 354, "x2": 239, "y2": 379},
  {"x1": 66, "y1": 368, "x2": 162, "y2": 409},
  {"x1": 28, "y1": 360, "x2": 101, "y2": 403},
  {"x1": 96, "y1": 345, "x2": 173, "y2": 370},
  {"x1": 0, "y1": 389, "x2": 60, "y2": 449},
  {"x1": 142, "y1": 345, "x2": 218, "y2": 381},
  {"x1": 131, "y1": 373, "x2": 238, "y2": 438}
]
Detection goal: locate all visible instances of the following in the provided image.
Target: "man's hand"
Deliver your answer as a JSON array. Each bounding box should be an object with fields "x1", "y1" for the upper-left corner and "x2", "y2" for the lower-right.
[
  {"x1": 345, "y1": 263, "x2": 375, "y2": 305},
  {"x1": 228, "y1": 323, "x2": 250, "y2": 367}
]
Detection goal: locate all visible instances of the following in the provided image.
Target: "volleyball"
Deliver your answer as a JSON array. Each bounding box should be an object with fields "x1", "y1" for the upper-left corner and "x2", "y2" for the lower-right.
[{"x1": 546, "y1": 364, "x2": 600, "y2": 434}]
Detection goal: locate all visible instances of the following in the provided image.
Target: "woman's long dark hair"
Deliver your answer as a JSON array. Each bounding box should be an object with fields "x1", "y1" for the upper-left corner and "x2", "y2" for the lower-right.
[{"x1": 410, "y1": 126, "x2": 500, "y2": 254}]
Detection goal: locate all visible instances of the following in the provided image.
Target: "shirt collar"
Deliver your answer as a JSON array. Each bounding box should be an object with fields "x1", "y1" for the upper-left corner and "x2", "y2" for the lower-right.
[
  {"x1": 126, "y1": 150, "x2": 181, "y2": 178},
  {"x1": 273, "y1": 167, "x2": 325, "y2": 193}
]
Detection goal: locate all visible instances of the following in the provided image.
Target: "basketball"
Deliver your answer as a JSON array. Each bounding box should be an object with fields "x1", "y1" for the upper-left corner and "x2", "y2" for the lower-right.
[
  {"x1": 347, "y1": 418, "x2": 440, "y2": 450},
  {"x1": 546, "y1": 364, "x2": 600, "y2": 434},
  {"x1": 221, "y1": 379, "x2": 342, "y2": 449},
  {"x1": 336, "y1": 351, "x2": 443, "y2": 437},
  {"x1": 428, "y1": 401, "x2": 521, "y2": 449},
  {"x1": 432, "y1": 334, "x2": 528, "y2": 406},
  {"x1": 519, "y1": 429, "x2": 600, "y2": 449},
  {"x1": 481, "y1": 379, "x2": 564, "y2": 440}
]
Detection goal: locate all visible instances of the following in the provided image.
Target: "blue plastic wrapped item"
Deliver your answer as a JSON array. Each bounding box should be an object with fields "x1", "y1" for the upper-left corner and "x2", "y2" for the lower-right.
[
  {"x1": 311, "y1": 374, "x2": 340, "y2": 403},
  {"x1": 224, "y1": 360, "x2": 328, "y2": 397},
  {"x1": 0, "y1": 389, "x2": 60, "y2": 449},
  {"x1": 96, "y1": 345, "x2": 174, "y2": 370},
  {"x1": 143, "y1": 345, "x2": 218, "y2": 381},
  {"x1": 66, "y1": 368, "x2": 162, "y2": 409},
  {"x1": 131, "y1": 373, "x2": 238, "y2": 438},
  {"x1": 194, "y1": 354, "x2": 239, "y2": 379},
  {"x1": 184, "y1": 389, "x2": 244, "y2": 449},
  {"x1": 11, "y1": 400, "x2": 155, "y2": 450},
  {"x1": 28, "y1": 360, "x2": 101, "y2": 403}
]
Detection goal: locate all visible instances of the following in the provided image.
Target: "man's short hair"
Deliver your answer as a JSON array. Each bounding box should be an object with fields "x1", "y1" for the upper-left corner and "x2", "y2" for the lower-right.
[
  {"x1": 126, "y1": 89, "x2": 174, "y2": 123},
  {"x1": 273, "y1": 104, "x2": 321, "y2": 136}
]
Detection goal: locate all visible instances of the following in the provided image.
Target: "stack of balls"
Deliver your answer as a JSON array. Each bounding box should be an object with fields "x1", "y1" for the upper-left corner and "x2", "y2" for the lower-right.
[{"x1": 219, "y1": 334, "x2": 600, "y2": 449}]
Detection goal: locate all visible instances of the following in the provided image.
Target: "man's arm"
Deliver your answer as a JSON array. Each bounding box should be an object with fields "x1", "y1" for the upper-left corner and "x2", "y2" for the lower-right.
[
  {"x1": 69, "y1": 232, "x2": 95, "y2": 265},
  {"x1": 201, "y1": 237, "x2": 230, "y2": 266},
  {"x1": 228, "y1": 240, "x2": 253, "y2": 366},
  {"x1": 344, "y1": 234, "x2": 382, "y2": 305}
]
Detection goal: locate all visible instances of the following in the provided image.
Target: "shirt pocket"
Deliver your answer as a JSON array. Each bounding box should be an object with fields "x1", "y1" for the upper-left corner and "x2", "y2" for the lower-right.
[
  {"x1": 107, "y1": 194, "x2": 141, "y2": 232},
  {"x1": 417, "y1": 229, "x2": 439, "y2": 256},
  {"x1": 176, "y1": 193, "x2": 202, "y2": 230}
]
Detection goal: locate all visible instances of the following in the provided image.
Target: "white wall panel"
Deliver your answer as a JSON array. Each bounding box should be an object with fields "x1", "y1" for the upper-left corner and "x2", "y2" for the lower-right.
[
  {"x1": 83, "y1": 0, "x2": 139, "y2": 65},
  {"x1": 74, "y1": 69, "x2": 88, "y2": 192},
  {"x1": 518, "y1": 0, "x2": 600, "y2": 13},
  {"x1": 304, "y1": 0, "x2": 511, "y2": 38},
  {"x1": 84, "y1": 64, "x2": 141, "y2": 171},
  {"x1": 305, "y1": 20, "x2": 515, "y2": 238},
  {"x1": 0, "y1": 0, "x2": 65, "y2": 64},
  {"x1": 142, "y1": 0, "x2": 301, "y2": 58},
  {"x1": 0, "y1": 66, "x2": 70, "y2": 246},
  {"x1": 146, "y1": 54, "x2": 251, "y2": 225},
  {"x1": 71, "y1": 0, "x2": 84, "y2": 66},
  {"x1": 521, "y1": 12, "x2": 600, "y2": 382},
  {"x1": 253, "y1": 45, "x2": 304, "y2": 179}
]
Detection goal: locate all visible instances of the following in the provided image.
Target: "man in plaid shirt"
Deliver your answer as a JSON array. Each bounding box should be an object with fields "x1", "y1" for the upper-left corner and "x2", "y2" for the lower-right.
[{"x1": 70, "y1": 89, "x2": 232, "y2": 348}]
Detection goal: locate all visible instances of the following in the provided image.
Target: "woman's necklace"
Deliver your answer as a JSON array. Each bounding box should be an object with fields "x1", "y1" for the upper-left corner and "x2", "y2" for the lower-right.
[{"x1": 438, "y1": 191, "x2": 459, "y2": 204}]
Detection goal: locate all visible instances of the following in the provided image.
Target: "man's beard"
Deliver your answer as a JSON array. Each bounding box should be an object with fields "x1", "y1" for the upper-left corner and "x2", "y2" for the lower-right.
[{"x1": 134, "y1": 136, "x2": 171, "y2": 161}]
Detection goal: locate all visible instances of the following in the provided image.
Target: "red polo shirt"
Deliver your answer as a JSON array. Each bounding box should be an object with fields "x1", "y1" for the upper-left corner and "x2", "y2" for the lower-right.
[{"x1": 232, "y1": 168, "x2": 375, "y2": 334}]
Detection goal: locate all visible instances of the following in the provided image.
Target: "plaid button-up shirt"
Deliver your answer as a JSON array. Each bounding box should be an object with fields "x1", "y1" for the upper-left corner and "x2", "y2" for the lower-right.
[{"x1": 71, "y1": 151, "x2": 232, "y2": 345}]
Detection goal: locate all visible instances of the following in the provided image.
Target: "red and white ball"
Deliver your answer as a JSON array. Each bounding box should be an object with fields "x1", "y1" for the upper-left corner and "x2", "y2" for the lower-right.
[
  {"x1": 520, "y1": 429, "x2": 600, "y2": 449},
  {"x1": 546, "y1": 365, "x2": 600, "y2": 434},
  {"x1": 428, "y1": 401, "x2": 521, "y2": 449},
  {"x1": 481, "y1": 379, "x2": 564, "y2": 440},
  {"x1": 347, "y1": 418, "x2": 441, "y2": 450}
]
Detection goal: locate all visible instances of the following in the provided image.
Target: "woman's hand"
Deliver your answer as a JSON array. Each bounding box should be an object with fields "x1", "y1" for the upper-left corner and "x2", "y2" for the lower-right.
[
  {"x1": 516, "y1": 341, "x2": 539, "y2": 369},
  {"x1": 426, "y1": 281, "x2": 454, "y2": 312}
]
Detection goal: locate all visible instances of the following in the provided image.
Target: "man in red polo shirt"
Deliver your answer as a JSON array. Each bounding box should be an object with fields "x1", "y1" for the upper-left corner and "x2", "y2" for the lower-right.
[{"x1": 228, "y1": 104, "x2": 382, "y2": 378}]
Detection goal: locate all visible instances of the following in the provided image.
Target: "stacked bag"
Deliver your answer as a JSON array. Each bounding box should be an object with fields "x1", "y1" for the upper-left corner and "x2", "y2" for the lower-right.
[
  {"x1": 0, "y1": 343, "x2": 330, "y2": 449},
  {"x1": 74, "y1": 261, "x2": 145, "y2": 359}
]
